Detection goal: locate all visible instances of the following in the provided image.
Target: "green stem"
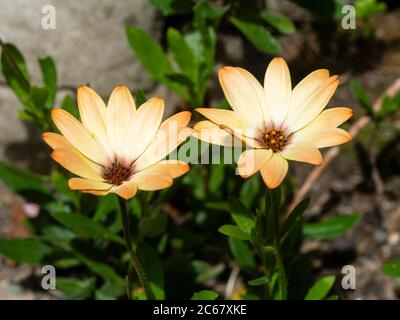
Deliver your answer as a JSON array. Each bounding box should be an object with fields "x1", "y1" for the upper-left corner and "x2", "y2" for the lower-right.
[
  {"x1": 274, "y1": 242, "x2": 287, "y2": 300},
  {"x1": 118, "y1": 197, "x2": 155, "y2": 300}
]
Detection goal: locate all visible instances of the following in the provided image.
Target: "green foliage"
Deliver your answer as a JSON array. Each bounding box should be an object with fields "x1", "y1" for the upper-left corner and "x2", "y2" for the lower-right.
[
  {"x1": 382, "y1": 258, "x2": 400, "y2": 277},
  {"x1": 248, "y1": 276, "x2": 268, "y2": 286},
  {"x1": 303, "y1": 214, "x2": 362, "y2": 239},
  {"x1": 355, "y1": 0, "x2": 386, "y2": 20},
  {"x1": 218, "y1": 224, "x2": 251, "y2": 241},
  {"x1": 230, "y1": 18, "x2": 281, "y2": 54},
  {"x1": 260, "y1": 11, "x2": 296, "y2": 35},
  {"x1": 191, "y1": 290, "x2": 218, "y2": 300},
  {"x1": 149, "y1": 0, "x2": 193, "y2": 16},
  {"x1": 305, "y1": 276, "x2": 336, "y2": 300},
  {"x1": 0, "y1": 1, "x2": 380, "y2": 301},
  {"x1": 57, "y1": 277, "x2": 96, "y2": 300},
  {"x1": 51, "y1": 211, "x2": 124, "y2": 244},
  {"x1": 137, "y1": 242, "x2": 165, "y2": 300},
  {"x1": 0, "y1": 238, "x2": 52, "y2": 264},
  {"x1": 351, "y1": 80, "x2": 400, "y2": 123}
]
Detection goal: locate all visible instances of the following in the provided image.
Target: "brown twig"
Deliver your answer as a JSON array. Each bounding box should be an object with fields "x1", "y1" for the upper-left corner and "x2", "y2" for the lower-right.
[{"x1": 286, "y1": 78, "x2": 400, "y2": 217}]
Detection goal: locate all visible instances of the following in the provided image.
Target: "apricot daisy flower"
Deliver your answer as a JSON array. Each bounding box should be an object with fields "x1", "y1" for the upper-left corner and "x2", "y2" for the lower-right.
[
  {"x1": 193, "y1": 57, "x2": 352, "y2": 188},
  {"x1": 43, "y1": 85, "x2": 192, "y2": 200}
]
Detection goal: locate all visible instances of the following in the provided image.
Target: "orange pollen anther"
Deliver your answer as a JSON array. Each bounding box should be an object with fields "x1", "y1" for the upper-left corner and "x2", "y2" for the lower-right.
[
  {"x1": 263, "y1": 129, "x2": 287, "y2": 152},
  {"x1": 102, "y1": 159, "x2": 132, "y2": 185}
]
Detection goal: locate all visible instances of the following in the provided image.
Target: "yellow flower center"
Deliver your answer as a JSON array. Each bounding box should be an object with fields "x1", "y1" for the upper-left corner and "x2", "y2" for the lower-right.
[
  {"x1": 103, "y1": 159, "x2": 132, "y2": 185},
  {"x1": 264, "y1": 129, "x2": 287, "y2": 152}
]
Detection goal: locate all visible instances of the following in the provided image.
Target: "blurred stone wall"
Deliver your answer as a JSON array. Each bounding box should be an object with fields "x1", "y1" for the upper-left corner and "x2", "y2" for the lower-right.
[{"x1": 0, "y1": 0, "x2": 166, "y2": 170}]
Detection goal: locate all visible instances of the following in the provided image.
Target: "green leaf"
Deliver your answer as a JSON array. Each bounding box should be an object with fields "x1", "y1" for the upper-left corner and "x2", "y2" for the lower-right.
[
  {"x1": 194, "y1": 0, "x2": 229, "y2": 30},
  {"x1": 61, "y1": 94, "x2": 79, "y2": 119},
  {"x1": 95, "y1": 279, "x2": 125, "y2": 300},
  {"x1": 205, "y1": 201, "x2": 228, "y2": 211},
  {"x1": 230, "y1": 17, "x2": 281, "y2": 54},
  {"x1": 29, "y1": 85, "x2": 49, "y2": 109},
  {"x1": 350, "y1": 80, "x2": 374, "y2": 116},
  {"x1": 42, "y1": 225, "x2": 77, "y2": 242},
  {"x1": 136, "y1": 242, "x2": 165, "y2": 300},
  {"x1": 281, "y1": 197, "x2": 309, "y2": 237},
  {"x1": 375, "y1": 93, "x2": 400, "y2": 121},
  {"x1": 0, "y1": 238, "x2": 52, "y2": 264},
  {"x1": 150, "y1": 0, "x2": 193, "y2": 16},
  {"x1": 51, "y1": 171, "x2": 79, "y2": 206},
  {"x1": 208, "y1": 164, "x2": 225, "y2": 194},
  {"x1": 248, "y1": 276, "x2": 268, "y2": 286},
  {"x1": 260, "y1": 11, "x2": 296, "y2": 34},
  {"x1": 134, "y1": 88, "x2": 147, "y2": 106},
  {"x1": 139, "y1": 212, "x2": 167, "y2": 238},
  {"x1": 192, "y1": 260, "x2": 224, "y2": 283},
  {"x1": 382, "y1": 258, "x2": 400, "y2": 277},
  {"x1": 218, "y1": 224, "x2": 250, "y2": 241},
  {"x1": 51, "y1": 211, "x2": 124, "y2": 245},
  {"x1": 305, "y1": 276, "x2": 336, "y2": 300},
  {"x1": 167, "y1": 27, "x2": 197, "y2": 79},
  {"x1": 39, "y1": 56, "x2": 57, "y2": 108},
  {"x1": 54, "y1": 258, "x2": 80, "y2": 269},
  {"x1": 240, "y1": 175, "x2": 261, "y2": 208},
  {"x1": 303, "y1": 214, "x2": 362, "y2": 239},
  {"x1": 292, "y1": 0, "x2": 342, "y2": 20},
  {"x1": 0, "y1": 161, "x2": 50, "y2": 201},
  {"x1": 70, "y1": 242, "x2": 122, "y2": 282},
  {"x1": 228, "y1": 197, "x2": 255, "y2": 234},
  {"x1": 191, "y1": 290, "x2": 218, "y2": 300},
  {"x1": 125, "y1": 27, "x2": 187, "y2": 99},
  {"x1": 165, "y1": 72, "x2": 195, "y2": 88},
  {"x1": 228, "y1": 238, "x2": 256, "y2": 273},
  {"x1": 57, "y1": 277, "x2": 95, "y2": 300},
  {"x1": 0, "y1": 42, "x2": 31, "y2": 106}
]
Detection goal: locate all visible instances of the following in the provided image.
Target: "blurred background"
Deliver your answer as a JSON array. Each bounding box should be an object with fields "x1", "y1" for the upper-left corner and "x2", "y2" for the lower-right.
[{"x1": 0, "y1": 0, "x2": 400, "y2": 299}]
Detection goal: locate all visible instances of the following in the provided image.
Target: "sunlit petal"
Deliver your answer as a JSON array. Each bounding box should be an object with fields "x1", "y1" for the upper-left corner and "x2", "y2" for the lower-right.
[{"x1": 260, "y1": 153, "x2": 288, "y2": 189}]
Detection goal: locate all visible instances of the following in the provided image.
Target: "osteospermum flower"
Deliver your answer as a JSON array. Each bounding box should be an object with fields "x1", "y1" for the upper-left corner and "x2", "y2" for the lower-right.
[
  {"x1": 193, "y1": 57, "x2": 352, "y2": 188},
  {"x1": 43, "y1": 85, "x2": 192, "y2": 199}
]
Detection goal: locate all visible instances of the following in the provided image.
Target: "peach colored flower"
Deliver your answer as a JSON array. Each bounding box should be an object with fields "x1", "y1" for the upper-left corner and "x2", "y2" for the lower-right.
[
  {"x1": 43, "y1": 85, "x2": 192, "y2": 199},
  {"x1": 193, "y1": 57, "x2": 352, "y2": 188}
]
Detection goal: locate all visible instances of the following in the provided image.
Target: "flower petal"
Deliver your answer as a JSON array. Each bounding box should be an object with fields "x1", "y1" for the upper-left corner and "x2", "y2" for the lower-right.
[
  {"x1": 290, "y1": 69, "x2": 330, "y2": 110},
  {"x1": 135, "y1": 113, "x2": 193, "y2": 170},
  {"x1": 219, "y1": 66, "x2": 267, "y2": 130},
  {"x1": 107, "y1": 85, "x2": 136, "y2": 156},
  {"x1": 293, "y1": 107, "x2": 352, "y2": 139},
  {"x1": 237, "y1": 149, "x2": 272, "y2": 178},
  {"x1": 260, "y1": 153, "x2": 288, "y2": 188},
  {"x1": 285, "y1": 75, "x2": 339, "y2": 132},
  {"x1": 124, "y1": 97, "x2": 164, "y2": 161},
  {"x1": 51, "y1": 148, "x2": 104, "y2": 181},
  {"x1": 68, "y1": 178, "x2": 111, "y2": 190},
  {"x1": 43, "y1": 132, "x2": 73, "y2": 150},
  {"x1": 196, "y1": 108, "x2": 259, "y2": 139},
  {"x1": 294, "y1": 128, "x2": 352, "y2": 148},
  {"x1": 111, "y1": 181, "x2": 138, "y2": 200},
  {"x1": 264, "y1": 57, "x2": 291, "y2": 127},
  {"x1": 192, "y1": 120, "x2": 242, "y2": 147},
  {"x1": 77, "y1": 86, "x2": 113, "y2": 157},
  {"x1": 157, "y1": 160, "x2": 189, "y2": 178},
  {"x1": 51, "y1": 108, "x2": 107, "y2": 165},
  {"x1": 281, "y1": 142, "x2": 323, "y2": 165},
  {"x1": 130, "y1": 166, "x2": 173, "y2": 191}
]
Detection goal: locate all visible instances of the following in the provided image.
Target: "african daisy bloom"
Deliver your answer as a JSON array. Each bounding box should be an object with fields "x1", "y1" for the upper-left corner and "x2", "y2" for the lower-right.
[
  {"x1": 43, "y1": 85, "x2": 192, "y2": 200},
  {"x1": 193, "y1": 57, "x2": 352, "y2": 188}
]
